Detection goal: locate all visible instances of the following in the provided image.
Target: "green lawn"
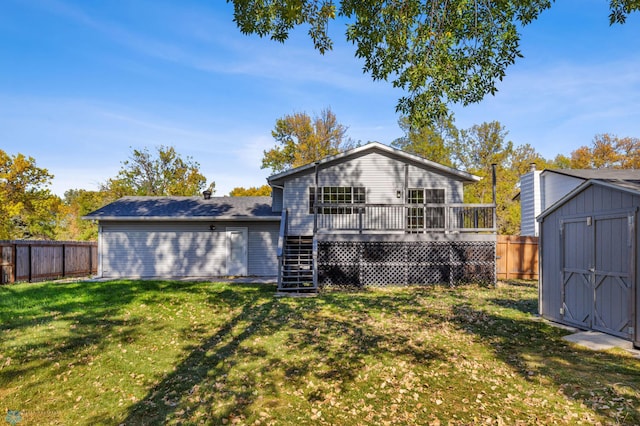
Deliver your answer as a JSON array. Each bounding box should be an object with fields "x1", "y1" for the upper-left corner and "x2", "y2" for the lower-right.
[{"x1": 0, "y1": 279, "x2": 638, "y2": 425}]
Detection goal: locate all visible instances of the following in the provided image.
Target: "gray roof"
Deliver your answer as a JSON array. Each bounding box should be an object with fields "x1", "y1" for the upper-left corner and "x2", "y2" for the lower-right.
[
  {"x1": 83, "y1": 196, "x2": 279, "y2": 221},
  {"x1": 267, "y1": 142, "x2": 481, "y2": 185},
  {"x1": 543, "y1": 168, "x2": 640, "y2": 180}
]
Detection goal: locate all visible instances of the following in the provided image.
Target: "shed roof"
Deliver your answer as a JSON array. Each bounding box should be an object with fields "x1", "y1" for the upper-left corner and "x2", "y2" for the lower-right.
[
  {"x1": 542, "y1": 168, "x2": 640, "y2": 180},
  {"x1": 537, "y1": 179, "x2": 640, "y2": 221},
  {"x1": 83, "y1": 196, "x2": 279, "y2": 221},
  {"x1": 267, "y1": 142, "x2": 480, "y2": 185}
]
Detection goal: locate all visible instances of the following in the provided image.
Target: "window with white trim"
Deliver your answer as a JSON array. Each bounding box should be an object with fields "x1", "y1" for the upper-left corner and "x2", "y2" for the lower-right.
[
  {"x1": 407, "y1": 188, "x2": 445, "y2": 230},
  {"x1": 309, "y1": 186, "x2": 366, "y2": 214}
]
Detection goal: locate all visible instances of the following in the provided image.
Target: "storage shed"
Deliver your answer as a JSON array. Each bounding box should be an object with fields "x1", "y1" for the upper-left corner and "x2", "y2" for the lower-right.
[{"x1": 538, "y1": 178, "x2": 640, "y2": 347}]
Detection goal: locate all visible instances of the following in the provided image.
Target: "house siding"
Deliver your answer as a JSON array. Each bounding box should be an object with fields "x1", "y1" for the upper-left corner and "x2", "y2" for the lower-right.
[
  {"x1": 284, "y1": 151, "x2": 466, "y2": 235},
  {"x1": 99, "y1": 221, "x2": 278, "y2": 278},
  {"x1": 539, "y1": 184, "x2": 639, "y2": 345},
  {"x1": 520, "y1": 171, "x2": 541, "y2": 236},
  {"x1": 272, "y1": 187, "x2": 283, "y2": 213}
]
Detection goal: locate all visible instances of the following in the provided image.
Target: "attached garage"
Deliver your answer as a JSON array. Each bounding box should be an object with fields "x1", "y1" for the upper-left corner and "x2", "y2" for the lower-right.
[
  {"x1": 84, "y1": 196, "x2": 280, "y2": 279},
  {"x1": 538, "y1": 179, "x2": 640, "y2": 347}
]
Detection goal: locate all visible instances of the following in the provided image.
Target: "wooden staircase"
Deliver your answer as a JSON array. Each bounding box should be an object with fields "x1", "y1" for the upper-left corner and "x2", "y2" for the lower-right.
[{"x1": 278, "y1": 235, "x2": 316, "y2": 291}]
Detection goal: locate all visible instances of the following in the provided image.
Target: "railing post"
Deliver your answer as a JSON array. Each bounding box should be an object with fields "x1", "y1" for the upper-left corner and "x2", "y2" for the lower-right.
[{"x1": 358, "y1": 207, "x2": 363, "y2": 234}]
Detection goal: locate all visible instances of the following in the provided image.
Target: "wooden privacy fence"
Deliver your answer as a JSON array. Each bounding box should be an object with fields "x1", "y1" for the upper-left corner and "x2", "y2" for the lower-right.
[
  {"x1": 0, "y1": 240, "x2": 97, "y2": 284},
  {"x1": 496, "y1": 235, "x2": 538, "y2": 280}
]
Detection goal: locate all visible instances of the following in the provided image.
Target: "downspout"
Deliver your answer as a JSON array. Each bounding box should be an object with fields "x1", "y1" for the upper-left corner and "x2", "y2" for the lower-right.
[
  {"x1": 313, "y1": 162, "x2": 319, "y2": 235},
  {"x1": 491, "y1": 163, "x2": 497, "y2": 233},
  {"x1": 492, "y1": 163, "x2": 498, "y2": 286},
  {"x1": 404, "y1": 164, "x2": 409, "y2": 231},
  {"x1": 313, "y1": 162, "x2": 319, "y2": 289}
]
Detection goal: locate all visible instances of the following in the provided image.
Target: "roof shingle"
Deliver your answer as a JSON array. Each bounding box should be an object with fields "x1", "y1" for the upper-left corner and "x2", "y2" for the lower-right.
[{"x1": 83, "y1": 196, "x2": 279, "y2": 221}]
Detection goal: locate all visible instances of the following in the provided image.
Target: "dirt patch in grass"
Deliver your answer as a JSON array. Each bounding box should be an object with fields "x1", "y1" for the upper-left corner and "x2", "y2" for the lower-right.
[{"x1": 0, "y1": 280, "x2": 638, "y2": 425}]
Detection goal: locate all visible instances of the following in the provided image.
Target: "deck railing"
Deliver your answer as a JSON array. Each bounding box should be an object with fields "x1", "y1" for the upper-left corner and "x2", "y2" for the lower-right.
[{"x1": 314, "y1": 203, "x2": 496, "y2": 233}]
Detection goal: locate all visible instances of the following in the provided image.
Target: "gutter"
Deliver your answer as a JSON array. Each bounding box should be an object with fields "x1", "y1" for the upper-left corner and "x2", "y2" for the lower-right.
[{"x1": 81, "y1": 216, "x2": 281, "y2": 222}]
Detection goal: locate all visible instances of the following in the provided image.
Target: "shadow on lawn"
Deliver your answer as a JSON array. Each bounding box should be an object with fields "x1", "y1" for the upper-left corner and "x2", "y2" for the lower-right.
[
  {"x1": 450, "y1": 302, "x2": 640, "y2": 424},
  {"x1": 0, "y1": 280, "x2": 203, "y2": 386},
  {"x1": 117, "y1": 286, "x2": 449, "y2": 425}
]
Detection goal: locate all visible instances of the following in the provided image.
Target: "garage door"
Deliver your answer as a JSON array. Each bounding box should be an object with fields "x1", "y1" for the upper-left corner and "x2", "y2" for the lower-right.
[
  {"x1": 102, "y1": 230, "x2": 226, "y2": 278},
  {"x1": 561, "y1": 212, "x2": 634, "y2": 339}
]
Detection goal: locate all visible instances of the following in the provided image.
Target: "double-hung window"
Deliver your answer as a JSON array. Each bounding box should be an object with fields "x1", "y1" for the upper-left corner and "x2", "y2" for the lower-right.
[
  {"x1": 309, "y1": 186, "x2": 366, "y2": 214},
  {"x1": 407, "y1": 188, "x2": 445, "y2": 231}
]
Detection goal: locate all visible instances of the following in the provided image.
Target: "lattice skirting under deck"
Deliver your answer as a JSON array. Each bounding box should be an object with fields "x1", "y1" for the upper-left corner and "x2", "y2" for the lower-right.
[{"x1": 317, "y1": 241, "x2": 495, "y2": 287}]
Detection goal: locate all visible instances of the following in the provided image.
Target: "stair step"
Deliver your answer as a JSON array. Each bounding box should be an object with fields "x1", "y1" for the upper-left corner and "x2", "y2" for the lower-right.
[{"x1": 279, "y1": 235, "x2": 317, "y2": 291}]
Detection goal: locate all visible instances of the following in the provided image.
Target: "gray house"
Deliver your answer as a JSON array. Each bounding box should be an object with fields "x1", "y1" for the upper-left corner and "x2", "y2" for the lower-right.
[
  {"x1": 538, "y1": 178, "x2": 640, "y2": 346},
  {"x1": 85, "y1": 142, "x2": 497, "y2": 289}
]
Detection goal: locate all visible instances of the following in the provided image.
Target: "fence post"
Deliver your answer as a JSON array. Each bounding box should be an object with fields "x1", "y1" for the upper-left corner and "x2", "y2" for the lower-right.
[
  {"x1": 505, "y1": 238, "x2": 510, "y2": 280},
  {"x1": 62, "y1": 244, "x2": 66, "y2": 278},
  {"x1": 88, "y1": 244, "x2": 93, "y2": 276},
  {"x1": 27, "y1": 244, "x2": 32, "y2": 283},
  {"x1": 12, "y1": 243, "x2": 17, "y2": 283}
]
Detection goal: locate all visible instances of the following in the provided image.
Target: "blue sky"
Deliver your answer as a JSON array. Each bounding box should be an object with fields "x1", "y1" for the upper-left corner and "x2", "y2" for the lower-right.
[{"x1": 1, "y1": 0, "x2": 639, "y2": 196}]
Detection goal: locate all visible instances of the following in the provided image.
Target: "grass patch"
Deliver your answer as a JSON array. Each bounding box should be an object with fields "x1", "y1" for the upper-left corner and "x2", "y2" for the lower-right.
[{"x1": 1, "y1": 279, "x2": 639, "y2": 425}]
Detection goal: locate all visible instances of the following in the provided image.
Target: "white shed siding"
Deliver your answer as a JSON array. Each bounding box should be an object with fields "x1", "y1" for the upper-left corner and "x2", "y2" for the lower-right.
[
  {"x1": 284, "y1": 151, "x2": 466, "y2": 235},
  {"x1": 542, "y1": 173, "x2": 584, "y2": 211},
  {"x1": 520, "y1": 170, "x2": 541, "y2": 236},
  {"x1": 99, "y1": 221, "x2": 278, "y2": 278}
]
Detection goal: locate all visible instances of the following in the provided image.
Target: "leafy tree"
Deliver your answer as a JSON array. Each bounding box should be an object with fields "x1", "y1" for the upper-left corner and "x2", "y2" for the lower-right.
[
  {"x1": 56, "y1": 189, "x2": 110, "y2": 241},
  {"x1": 103, "y1": 146, "x2": 211, "y2": 197},
  {"x1": 568, "y1": 133, "x2": 640, "y2": 169},
  {"x1": 0, "y1": 150, "x2": 61, "y2": 240},
  {"x1": 550, "y1": 153, "x2": 572, "y2": 169},
  {"x1": 449, "y1": 121, "x2": 551, "y2": 235},
  {"x1": 391, "y1": 115, "x2": 456, "y2": 166},
  {"x1": 229, "y1": 0, "x2": 639, "y2": 126},
  {"x1": 262, "y1": 108, "x2": 352, "y2": 173},
  {"x1": 229, "y1": 185, "x2": 272, "y2": 196},
  {"x1": 453, "y1": 122, "x2": 516, "y2": 235}
]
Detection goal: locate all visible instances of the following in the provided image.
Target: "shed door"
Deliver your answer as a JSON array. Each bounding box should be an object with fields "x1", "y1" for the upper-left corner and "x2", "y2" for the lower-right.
[
  {"x1": 561, "y1": 218, "x2": 593, "y2": 328},
  {"x1": 561, "y1": 212, "x2": 634, "y2": 339},
  {"x1": 592, "y1": 214, "x2": 633, "y2": 338},
  {"x1": 226, "y1": 227, "x2": 248, "y2": 276}
]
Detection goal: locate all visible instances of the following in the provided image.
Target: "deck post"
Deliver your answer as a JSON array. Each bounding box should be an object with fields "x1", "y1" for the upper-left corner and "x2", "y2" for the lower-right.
[{"x1": 312, "y1": 238, "x2": 318, "y2": 289}]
